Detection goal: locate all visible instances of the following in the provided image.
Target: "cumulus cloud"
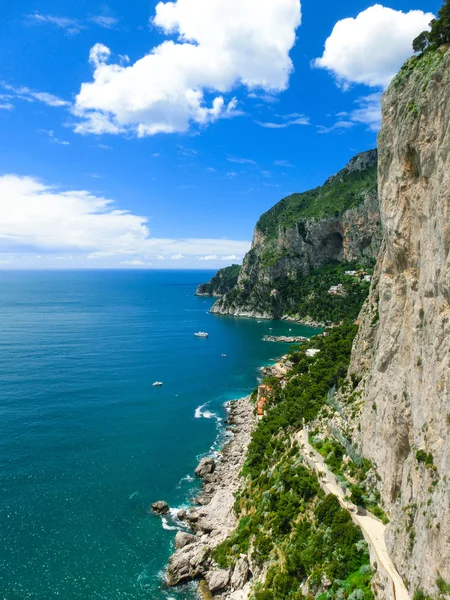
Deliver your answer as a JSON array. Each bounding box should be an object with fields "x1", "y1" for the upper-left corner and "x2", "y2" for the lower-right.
[
  {"x1": 73, "y1": 0, "x2": 301, "y2": 136},
  {"x1": 0, "y1": 175, "x2": 251, "y2": 266},
  {"x1": 199, "y1": 255, "x2": 218, "y2": 260},
  {"x1": 314, "y1": 5, "x2": 434, "y2": 88}
]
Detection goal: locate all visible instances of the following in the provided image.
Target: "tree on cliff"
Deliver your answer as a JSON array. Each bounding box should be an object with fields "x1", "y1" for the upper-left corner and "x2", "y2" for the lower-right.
[{"x1": 413, "y1": 0, "x2": 450, "y2": 53}]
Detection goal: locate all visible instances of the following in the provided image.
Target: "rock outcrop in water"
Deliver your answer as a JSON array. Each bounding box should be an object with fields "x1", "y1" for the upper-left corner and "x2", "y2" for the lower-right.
[
  {"x1": 347, "y1": 46, "x2": 450, "y2": 596},
  {"x1": 209, "y1": 150, "x2": 381, "y2": 319}
]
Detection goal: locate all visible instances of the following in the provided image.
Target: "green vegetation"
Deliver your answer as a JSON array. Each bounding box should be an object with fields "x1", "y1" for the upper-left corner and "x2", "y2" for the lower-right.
[
  {"x1": 437, "y1": 576, "x2": 450, "y2": 595},
  {"x1": 392, "y1": 46, "x2": 447, "y2": 90},
  {"x1": 196, "y1": 264, "x2": 241, "y2": 296},
  {"x1": 413, "y1": 0, "x2": 450, "y2": 53},
  {"x1": 213, "y1": 322, "x2": 374, "y2": 598},
  {"x1": 282, "y1": 262, "x2": 373, "y2": 323},
  {"x1": 256, "y1": 159, "x2": 377, "y2": 238},
  {"x1": 310, "y1": 436, "x2": 389, "y2": 524},
  {"x1": 393, "y1": 2, "x2": 449, "y2": 92},
  {"x1": 220, "y1": 262, "x2": 373, "y2": 324},
  {"x1": 416, "y1": 449, "x2": 434, "y2": 466}
]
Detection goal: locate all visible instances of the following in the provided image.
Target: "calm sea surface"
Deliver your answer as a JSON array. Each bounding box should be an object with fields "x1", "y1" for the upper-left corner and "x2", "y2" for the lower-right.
[{"x1": 0, "y1": 270, "x2": 320, "y2": 600}]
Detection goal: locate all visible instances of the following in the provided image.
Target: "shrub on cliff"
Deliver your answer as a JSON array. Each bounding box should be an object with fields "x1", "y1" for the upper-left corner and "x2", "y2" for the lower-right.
[{"x1": 413, "y1": 0, "x2": 450, "y2": 53}]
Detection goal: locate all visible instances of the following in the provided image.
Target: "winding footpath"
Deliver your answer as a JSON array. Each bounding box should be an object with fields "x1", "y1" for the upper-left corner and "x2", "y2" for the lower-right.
[{"x1": 296, "y1": 428, "x2": 410, "y2": 600}]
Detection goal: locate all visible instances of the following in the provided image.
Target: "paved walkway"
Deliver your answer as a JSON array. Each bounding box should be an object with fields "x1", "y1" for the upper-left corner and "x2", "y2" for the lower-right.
[{"x1": 296, "y1": 428, "x2": 410, "y2": 600}]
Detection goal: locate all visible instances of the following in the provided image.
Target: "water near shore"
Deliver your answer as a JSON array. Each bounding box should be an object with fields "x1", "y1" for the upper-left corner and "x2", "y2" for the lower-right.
[{"x1": 0, "y1": 270, "x2": 320, "y2": 600}]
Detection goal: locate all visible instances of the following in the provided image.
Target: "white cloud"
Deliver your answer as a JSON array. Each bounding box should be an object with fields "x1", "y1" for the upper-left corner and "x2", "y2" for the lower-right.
[
  {"x1": 199, "y1": 255, "x2": 218, "y2": 260},
  {"x1": 26, "y1": 12, "x2": 120, "y2": 34},
  {"x1": 317, "y1": 120, "x2": 355, "y2": 134},
  {"x1": 0, "y1": 175, "x2": 251, "y2": 267},
  {"x1": 38, "y1": 129, "x2": 70, "y2": 145},
  {"x1": 0, "y1": 103, "x2": 14, "y2": 111},
  {"x1": 314, "y1": 5, "x2": 434, "y2": 88},
  {"x1": 221, "y1": 255, "x2": 238, "y2": 260},
  {"x1": 1, "y1": 83, "x2": 70, "y2": 108},
  {"x1": 90, "y1": 16, "x2": 119, "y2": 29},
  {"x1": 350, "y1": 93, "x2": 382, "y2": 130},
  {"x1": 274, "y1": 160, "x2": 292, "y2": 167},
  {"x1": 26, "y1": 13, "x2": 83, "y2": 34},
  {"x1": 248, "y1": 92, "x2": 279, "y2": 103},
  {"x1": 120, "y1": 259, "x2": 151, "y2": 266},
  {"x1": 256, "y1": 115, "x2": 309, "y2": 128},
  {"x1": 317, "y1": 92, "x2": 382, "y2": 133},
  {"x1": 227, "y1": 157, "x2": 256, "y2": 165},
  {"x1": 73, "y1": 0, "x2": 301, "y2": 136}
]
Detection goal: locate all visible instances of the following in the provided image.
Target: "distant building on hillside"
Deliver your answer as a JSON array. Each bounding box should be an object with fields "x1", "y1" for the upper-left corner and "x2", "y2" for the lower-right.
[
  {"x1": 328, "y1": 283, "x2": 346, "y2": 296},
  {"x1": 305, "y1": 348, "x2": 320, "y2": 358},
  {"x1": 256, "y1": 384, "x2": 271, "y2": 419}
]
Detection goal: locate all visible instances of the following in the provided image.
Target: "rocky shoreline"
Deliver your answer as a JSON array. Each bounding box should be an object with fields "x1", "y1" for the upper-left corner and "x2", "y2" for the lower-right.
[
  {"x1": 153, "y1": 395, "x2": 256, "y2": 599},
  {"x1": 263, "y1": 334, "x2": 308, "y2": 343}
]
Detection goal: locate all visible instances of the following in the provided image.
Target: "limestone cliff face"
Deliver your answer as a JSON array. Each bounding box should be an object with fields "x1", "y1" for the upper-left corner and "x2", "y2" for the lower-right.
[
  {"x1": 349, "y1": 47, "x2": 450, "y2": 595},
  {"x1": 211, "y1": 151, "x2": 381, "y2": 319}
]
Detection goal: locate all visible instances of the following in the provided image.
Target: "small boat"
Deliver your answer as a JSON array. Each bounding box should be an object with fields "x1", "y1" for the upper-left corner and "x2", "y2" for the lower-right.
[
  {"x1": 153, "y1": 381, "x2": 163, "y2": 387},
  {"x1": 257, "y1": 320, "x2": 262, "y2": 323},
  {"x1": 194, "y1": 331, "x2": 209, "y2": 338},
  {"x1": 221, "y1": 354, "x2": 227, "y2": 357}
]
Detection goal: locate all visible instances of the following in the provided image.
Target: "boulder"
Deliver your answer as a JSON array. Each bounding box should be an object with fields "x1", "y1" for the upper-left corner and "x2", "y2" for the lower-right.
[
  {"x1": 230, "y1": 556, "x2": 249, "y2": 590},
  {"x1": 151, "y1": 500, "x2": 169, "y2": 515},
  {"x1": 177, "y1": 509, "x2": 187, "y2": 520},
  {"x1": 195, "y1": 457, "x2": 216, "y2": 478},
  {"x1": 167, "y1": 544, "x2": 210, "y2": 586},
  {"x1": 207, "y1": 568, "x2": 231, "y2": 593},
  {"x1": 175, "y1": 531, "x2": 197, "y2": 549}
]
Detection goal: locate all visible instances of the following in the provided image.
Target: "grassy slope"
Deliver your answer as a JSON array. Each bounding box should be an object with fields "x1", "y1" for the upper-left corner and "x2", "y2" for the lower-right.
[{"x1": 257, "y1": 163, "x2": 377, "y2": 239}]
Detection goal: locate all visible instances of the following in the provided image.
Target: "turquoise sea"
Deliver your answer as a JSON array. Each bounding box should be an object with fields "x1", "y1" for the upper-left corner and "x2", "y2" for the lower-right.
[{"x1": 0, "y1": 270, "x2": 320, "y2": 600}]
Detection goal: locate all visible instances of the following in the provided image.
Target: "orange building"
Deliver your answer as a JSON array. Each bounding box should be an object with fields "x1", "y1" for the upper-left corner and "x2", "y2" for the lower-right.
[{"x1": 256, "y1": 384, "x2": 271, "y2": 418}]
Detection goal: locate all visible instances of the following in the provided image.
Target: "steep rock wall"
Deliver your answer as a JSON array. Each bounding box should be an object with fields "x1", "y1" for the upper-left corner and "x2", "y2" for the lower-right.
[
  {"x1": 211, "y1": 152, "x2": 381, "y2": 319},
  {"x1": 349, "y1": 47, "x2": 450, "y2": 595}
]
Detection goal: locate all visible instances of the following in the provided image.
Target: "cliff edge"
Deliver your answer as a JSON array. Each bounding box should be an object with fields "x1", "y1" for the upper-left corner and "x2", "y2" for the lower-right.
[{"x1": 349, "y1": 46, "x2": 450, "y2": 595}]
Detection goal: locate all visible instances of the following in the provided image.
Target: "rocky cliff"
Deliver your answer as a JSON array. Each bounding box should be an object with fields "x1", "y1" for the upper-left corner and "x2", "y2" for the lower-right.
[
  {"x1": 196, "y1": 264, "x2": 241, "y2": 297},
  {"x1": 210, "y1": 150, "x2": 381, "y2": 319},
  {"x1": 348, "y1": 46, "x2": 450, "y2": 595}
]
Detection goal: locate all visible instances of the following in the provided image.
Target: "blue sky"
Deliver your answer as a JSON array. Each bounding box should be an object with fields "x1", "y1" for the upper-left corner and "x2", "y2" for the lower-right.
[{"x1": 0, "y1": 0, "x2": 439, "y2": 269}]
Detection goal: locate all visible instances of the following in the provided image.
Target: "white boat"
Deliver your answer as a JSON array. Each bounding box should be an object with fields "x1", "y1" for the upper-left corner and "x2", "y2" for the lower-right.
[
  {"x1": 194, "y1": 331, "x2": 209, "y2": 338},
  {"x1": 153, "y1": 381, "x2": 163, "y2": 386},
  {"x1": 221, "y1": 354, "x2": 227, "y2": 357}
]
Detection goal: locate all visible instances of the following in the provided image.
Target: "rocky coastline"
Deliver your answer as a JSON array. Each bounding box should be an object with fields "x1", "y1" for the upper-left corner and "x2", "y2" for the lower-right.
[
  {"x1": 153, "y1": 395, "x2": 256, "y2": 599},
  {"x1": 263, "y1": 334, "x2": 307, "y2": 343}
]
